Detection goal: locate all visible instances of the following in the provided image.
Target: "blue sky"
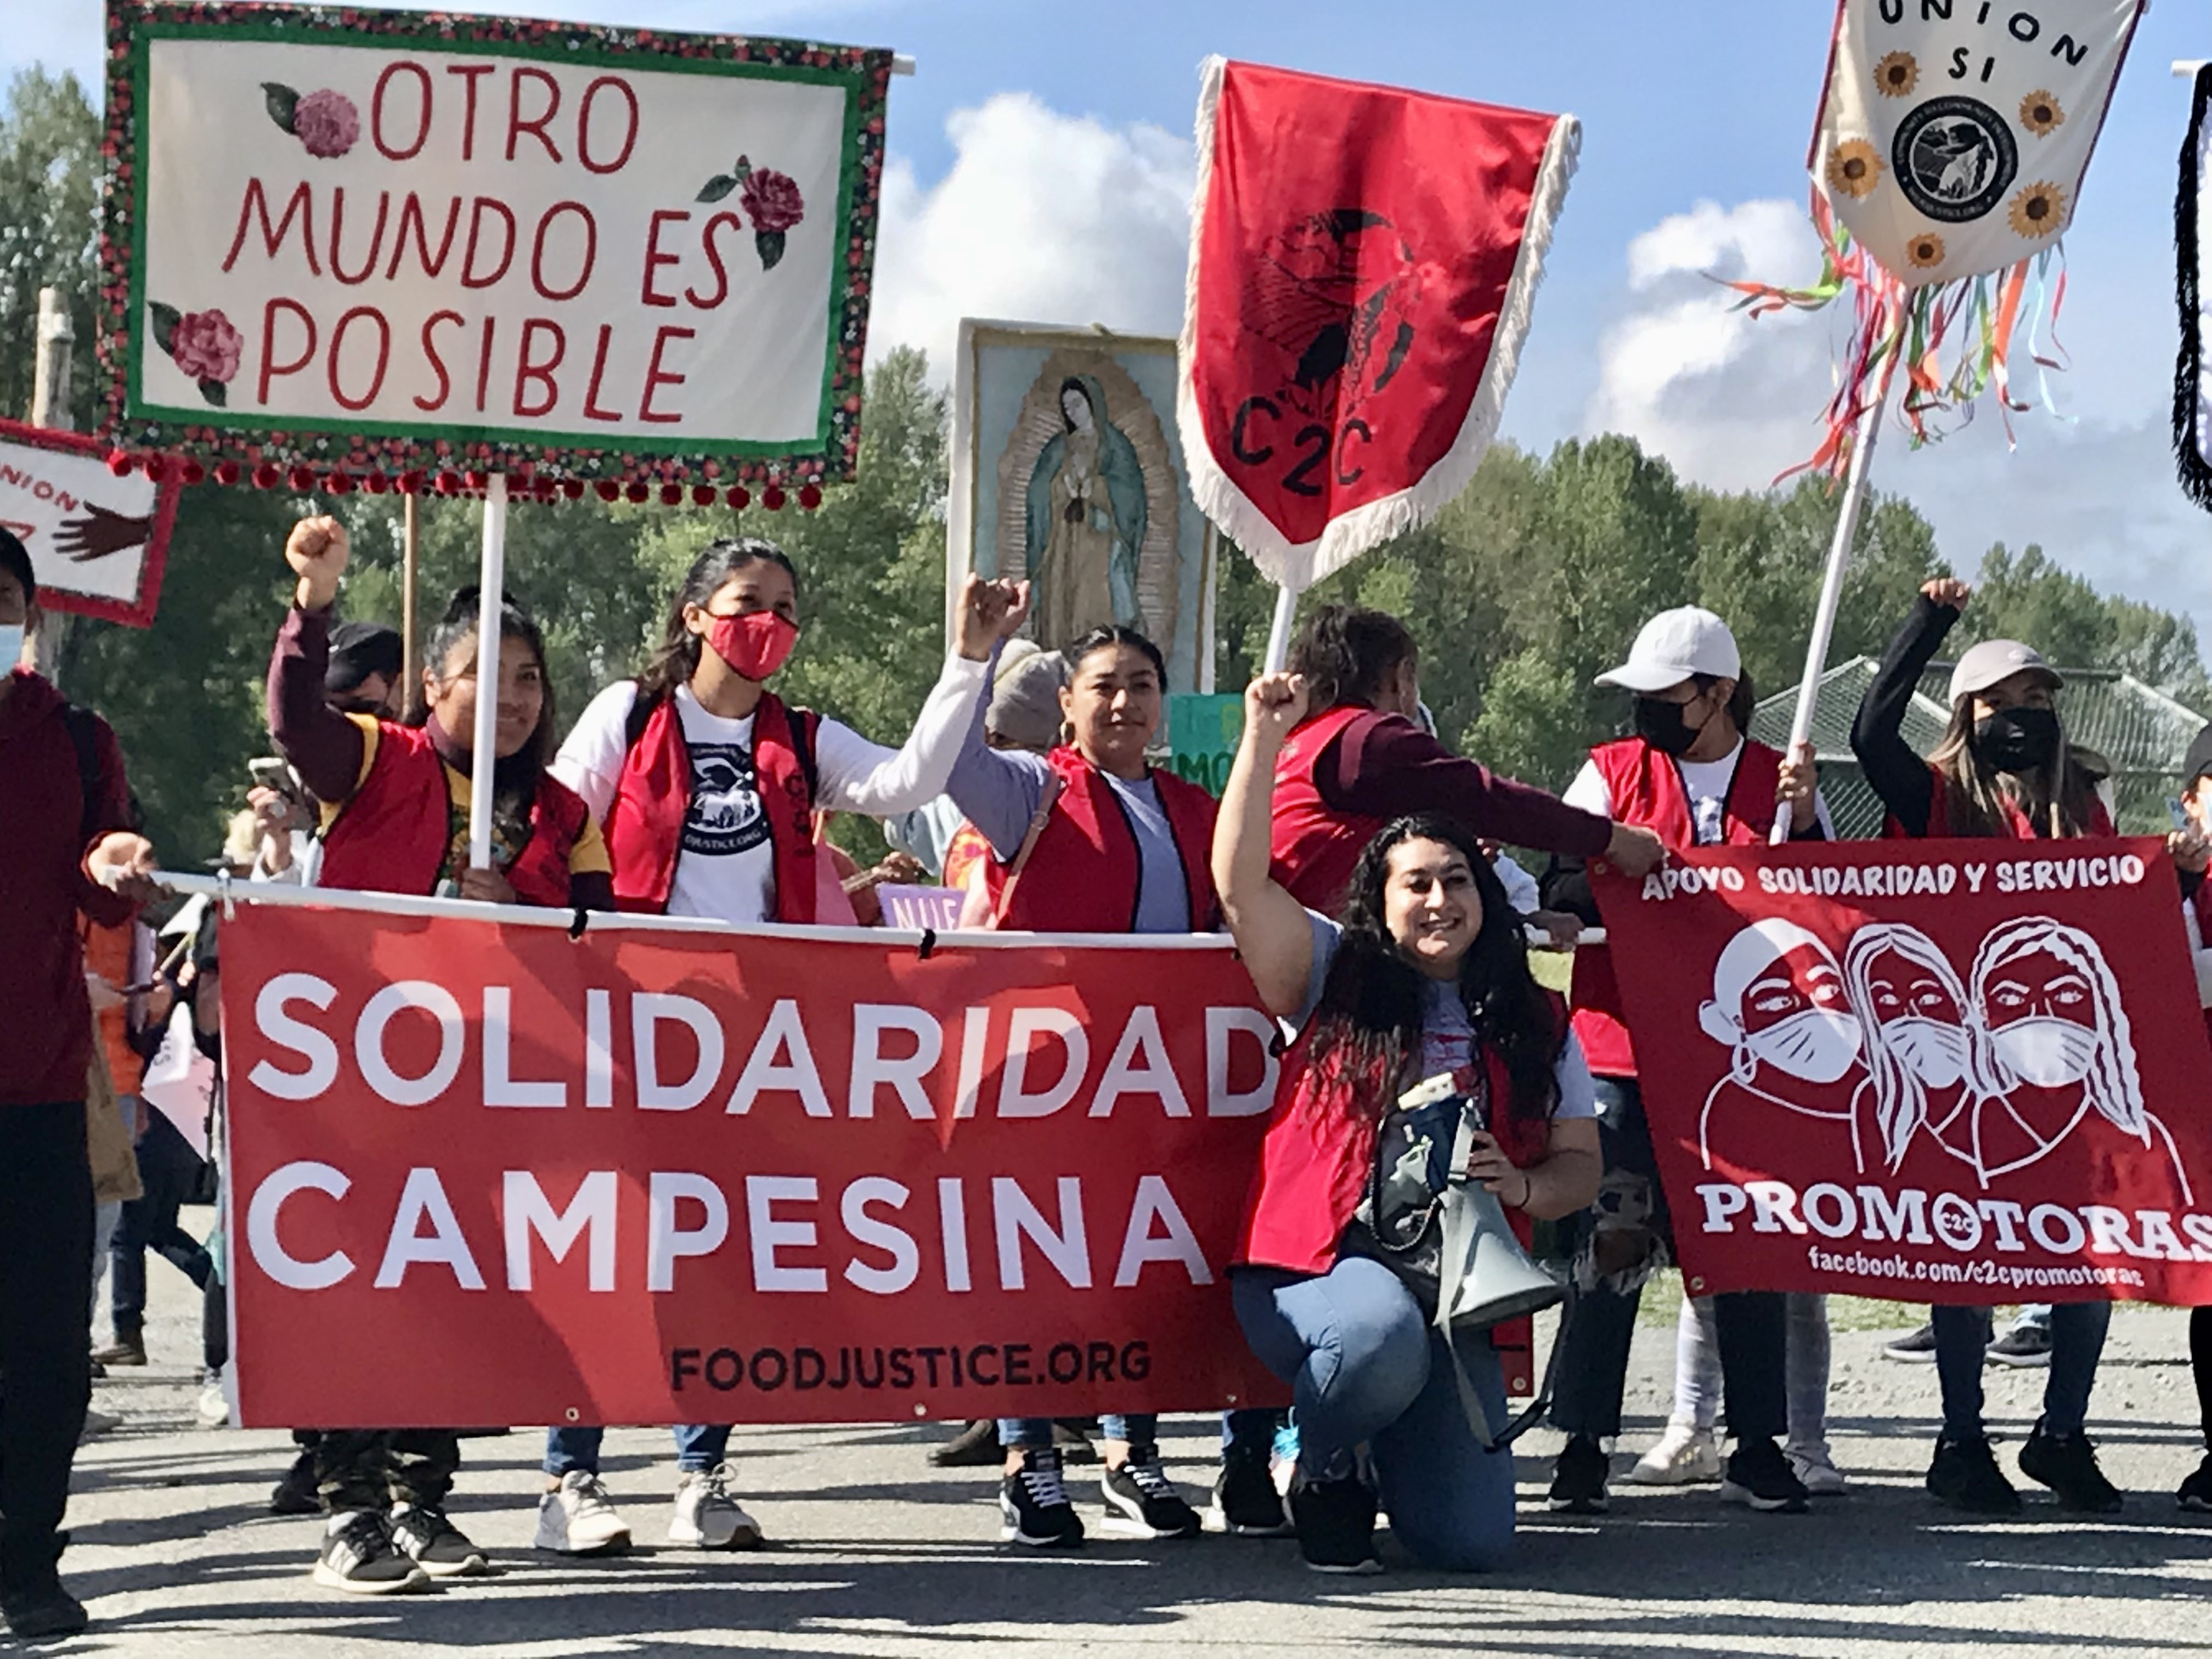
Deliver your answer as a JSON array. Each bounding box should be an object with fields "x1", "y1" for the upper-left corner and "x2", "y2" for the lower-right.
[{"x1": 12, "y1": 1, "x2": 2212, "y2": 634}]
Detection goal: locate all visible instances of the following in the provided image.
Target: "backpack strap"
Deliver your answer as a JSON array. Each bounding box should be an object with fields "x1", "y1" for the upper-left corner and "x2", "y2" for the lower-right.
[
  {"x1": 622, "y1": 681, "x2": 663, "y2": 753},
  {"x1": 788, "y1": 707, "x2": 822, "y2": 807},
  {"x1": 62, "y1": 703, "x2": 103, "y2": 848}
]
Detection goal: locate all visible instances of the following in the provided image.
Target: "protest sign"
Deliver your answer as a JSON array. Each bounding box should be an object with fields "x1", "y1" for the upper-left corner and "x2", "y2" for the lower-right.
[
  {"x1": 1167, "y1": 693, "x2": 1242, "y2": 794},
  {"x1": 99, "y1": 2, "x2": 890, "y2": 488},
  {"x1": 218, "y1": 901, "x2": 1287, "y2": 1429},
  {"x1": 1595, "y1": 842, "x2": 2212, "y2": 1306},
  {"x1": 0, "y1": 417, "x2": 179, "y2": 625},
  {"x1": 1178, "y1": 59, "x2": 1577, "y2": 600}
]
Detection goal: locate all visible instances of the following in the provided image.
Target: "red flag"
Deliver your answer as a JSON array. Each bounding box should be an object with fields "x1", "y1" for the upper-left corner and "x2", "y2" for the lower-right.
[{"x1": 1177, "y1": 59, "x2": 1577, "y2": 592}]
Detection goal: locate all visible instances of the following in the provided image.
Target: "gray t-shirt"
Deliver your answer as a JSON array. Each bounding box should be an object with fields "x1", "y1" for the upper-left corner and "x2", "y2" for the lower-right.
[{"x1": 1104, "y1": 772, "x2": 1191, "y2": 934}]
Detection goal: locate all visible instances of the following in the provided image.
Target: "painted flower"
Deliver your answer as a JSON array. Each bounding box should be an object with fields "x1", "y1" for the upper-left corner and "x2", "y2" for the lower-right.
[
  {"x1": 148, "y1": 301, "x2": 242, "y2": 407},
  {"x1": 2018, "y1": 90, "x2": 2066, "y2": 137},
  {"x1": 1906, "y1": 232, "x2": 1946, "y2": 269},
  {"x1": 1826, "y1": 140, "x2": 1882, "y2": 200},
  {"x1": 262, "y1": 82, "x2": 359, "y2": 158},
  {"x1": 740, "y1": 165, "x2": 806, "y2": 234},
  {"x1": 2008, "y1": 181, "x2": 2067, "y2": 239},
  {"x1": 1875, "y1": 51, "x2": 1919, "y2": 98}
]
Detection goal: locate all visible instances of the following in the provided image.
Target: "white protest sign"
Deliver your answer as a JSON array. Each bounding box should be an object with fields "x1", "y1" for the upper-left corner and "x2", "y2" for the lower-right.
[{"x1": 0, "y1": 417, "x2": 177, "y2": 626}]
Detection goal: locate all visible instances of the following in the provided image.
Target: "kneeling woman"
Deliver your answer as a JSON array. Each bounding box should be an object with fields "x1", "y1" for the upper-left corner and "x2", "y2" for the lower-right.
[{"x1": 1211, "y1": 673, "x2": 1600, "y2": 1573}]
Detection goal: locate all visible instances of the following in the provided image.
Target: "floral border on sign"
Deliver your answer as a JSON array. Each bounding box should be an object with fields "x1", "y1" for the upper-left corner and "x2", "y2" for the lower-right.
[{"x1": 95, "y1": 1, "x2": 890, "y2": 489}]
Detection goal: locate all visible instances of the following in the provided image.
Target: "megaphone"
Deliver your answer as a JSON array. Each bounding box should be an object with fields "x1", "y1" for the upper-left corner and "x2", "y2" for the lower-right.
[{"x1": 1435, "y1": 1180, "x2": 1566, "y2": 1331}]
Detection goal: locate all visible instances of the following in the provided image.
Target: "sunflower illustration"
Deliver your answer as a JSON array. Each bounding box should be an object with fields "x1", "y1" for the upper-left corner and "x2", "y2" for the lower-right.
[
  {"x1": 1906, "y1": 233, "x2": 1946, "y2": 269},
  {"x1": 2008, "y1": 180, "x2": 2067, "y2": 239},
  {"x1": 1826, "y1": 140, "x2": 1883, "y2": 199},
  {"x1": 2018, "y1": 90, "x2": 2066, "y2": 137},
  {"x1": 1875, "y1": 52, "x2": 1919, "y2": 98}
]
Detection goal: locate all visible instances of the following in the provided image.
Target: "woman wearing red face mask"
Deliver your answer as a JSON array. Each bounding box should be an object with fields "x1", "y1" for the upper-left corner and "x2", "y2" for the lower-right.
[{"x1": 542, "y1": 538, "x2": 1024, "y2": 1557}]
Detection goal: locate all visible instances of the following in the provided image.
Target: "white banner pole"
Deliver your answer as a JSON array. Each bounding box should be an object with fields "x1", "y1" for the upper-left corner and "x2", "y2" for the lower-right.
[
  {"x1": 1261, "y1": 583, "x2": 1298, "y2": 675},
  {"x1": 468, "y1": 474, "x2": 509, "y2": 871},
  {"x1": 1769, "y1": 356, "x2": 1899, "y2": 846}
]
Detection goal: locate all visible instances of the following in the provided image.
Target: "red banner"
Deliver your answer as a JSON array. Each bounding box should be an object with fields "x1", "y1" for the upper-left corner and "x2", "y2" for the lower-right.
[
  {"x1": 219, "y1": 904, "x2": 1288, "y2": 1429},
  {"x1": 1595, "y1": 841, "x2": 2212, "y2": 1306}
]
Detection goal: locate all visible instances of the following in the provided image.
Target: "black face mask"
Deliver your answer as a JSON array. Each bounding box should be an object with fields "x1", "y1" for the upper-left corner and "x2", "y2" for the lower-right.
[
  {"x1": 1973, "y1": 706, "x2": 2059, "y2": 774},
  {"x1": 1634, "y1": 696, "x2": 1702, "y2": 758}
]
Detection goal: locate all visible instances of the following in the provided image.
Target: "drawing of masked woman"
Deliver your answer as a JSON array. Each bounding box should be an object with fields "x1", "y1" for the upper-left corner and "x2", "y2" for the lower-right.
[
  {"x1": 1842, "y1": 922, "x2": 1993, "y2": 1175},
  {"x1": 1696, "y1": 919, "x2": 1870, "y2": 1176}
]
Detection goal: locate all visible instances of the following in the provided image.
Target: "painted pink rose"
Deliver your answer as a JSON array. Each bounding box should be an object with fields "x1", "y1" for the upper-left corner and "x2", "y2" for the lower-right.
[
  {"x1": 741, "y1": 168, "x2": 805, "y2": 234},
  {"x1": 293, "y1": 88, "x2": 360, "y2": 159},
  {"x1": 170, "y1": 309, "x2": 243, "y2": 383}
]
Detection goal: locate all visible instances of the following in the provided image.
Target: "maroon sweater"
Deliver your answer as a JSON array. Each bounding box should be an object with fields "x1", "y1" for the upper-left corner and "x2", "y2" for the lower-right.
[
  {"x1": 0, "y1": 669, "x2": 137, "y2": 1105},
  {"x1": 1315, "y1": 708, "x2": 1612, "y2": 856}
]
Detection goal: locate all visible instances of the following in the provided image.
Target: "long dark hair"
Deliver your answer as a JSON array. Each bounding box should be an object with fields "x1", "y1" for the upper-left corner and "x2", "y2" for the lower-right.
[
  {"x1": 406, "y1": 586, "x2": 556, "y2": 774},
  {"x1": 1290, "y1": 604, "x2": 1417, "y2": 714},
  {"x1": 1306, "y1": 814, "x2": 1562, "y2": 1131},
  {"x1": 637, "y1": 539, "x2": 802, "y2": 706},
  {"x1": 1057, "y1": 375, "x2": 1097, "y2": 431}
]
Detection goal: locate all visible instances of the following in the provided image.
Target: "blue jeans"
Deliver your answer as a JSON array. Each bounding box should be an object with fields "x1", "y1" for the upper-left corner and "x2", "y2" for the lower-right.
[
  {"x1": 110, "y1": 1111, "x2": 212, "y2": 1331},
  {"x1": 544, "y1": 1424, "x2": 730, "y2": 1476},
  {"x1": 998, "y1": 1415, "x2": 1153, "y2": 1449},
  {"x1": 1933, "y1": 1302, "x2": 2108, "y2": 1440},
  {"x1": 1232, "y1": 1258, "x2": 1514, "y2": 1573}
]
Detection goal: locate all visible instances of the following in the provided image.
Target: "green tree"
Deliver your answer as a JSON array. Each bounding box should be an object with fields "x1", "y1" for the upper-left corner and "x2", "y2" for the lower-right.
[{"x1": 0, "y1": 67, "x2": 100, "y2": 425}]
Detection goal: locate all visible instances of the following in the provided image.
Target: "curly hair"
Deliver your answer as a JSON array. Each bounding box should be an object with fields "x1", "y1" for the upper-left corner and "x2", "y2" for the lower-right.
[{"x1": 1305, "y1": 813, "x2": 1563, "y2": 1131}]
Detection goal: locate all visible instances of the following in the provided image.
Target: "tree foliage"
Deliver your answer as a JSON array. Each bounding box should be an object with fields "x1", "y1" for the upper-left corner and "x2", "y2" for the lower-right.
[{"x1": 0, "y1": 67, "x2": 100, "y2": 427}]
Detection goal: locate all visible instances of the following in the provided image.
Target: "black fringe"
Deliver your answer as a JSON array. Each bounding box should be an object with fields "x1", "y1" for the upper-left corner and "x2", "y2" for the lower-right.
[{"x1": 2175, "y1": 65, "x2": 2212, "y2": 512}]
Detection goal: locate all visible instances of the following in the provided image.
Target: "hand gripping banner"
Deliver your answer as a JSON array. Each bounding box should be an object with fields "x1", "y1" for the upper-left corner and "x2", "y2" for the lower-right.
[
  {"x1": 218, "y1": 901, "x2": 1287, "y2": 1429},
  {"x1": 1594, "y1": 842, "x2": 2212, "y2": 1307},
  {"x1": 1176, "y1": 59, "x2": 1577, "y2": 594}
]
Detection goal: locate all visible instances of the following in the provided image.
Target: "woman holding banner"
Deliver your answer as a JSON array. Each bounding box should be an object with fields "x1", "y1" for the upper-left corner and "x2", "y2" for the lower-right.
[
  {"x1": 1540, "y1": 607, "x2": 1834, "y2": 1517},
  {"x1": 944, "y1": 623, "x2": 1267, "y2": 1548},
  {"x1": 1212, "y1": 670, "x2": 1600, "y2": 1573},
  {"x1": 546, "y1": 539, "x2": 1025, "y2": 1554},
  {"x1": 1851, "y1": 577, "x2": 2143, "y2": 1514},
  {"x1": 269, "y1": 516, "x2": 611, "y2": 1593}
]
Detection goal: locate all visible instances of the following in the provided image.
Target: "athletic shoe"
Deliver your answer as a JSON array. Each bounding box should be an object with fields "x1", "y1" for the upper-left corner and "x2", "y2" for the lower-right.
[
  {"x1": 1986, "y1": 1324, "x2": 2054, "y2": 1368},
  {"x1": 91, "y1": 1333, "x2": 146, "y2": 1368},
  {"x1": 1883, "y1": 1323, "x2": 1938, "y2": 1363},
  {"x1": 2176, "y1": 1453, "x2": 2212, "y2": 1513},
  {"x1": 311, "y1": 1511, "x2": 431, "y2": 1594},
  {"x1": 930, "y1": 1420, "x2": 1002, "y2": 1468},
  {"x1": 1719, "y1": 1438, "x2": 1809, "y2": 1513},
  {"x1": 670, "y1": 1465, "x2": 764, "y2": 1549},
  {"x1": 1624, "y1": 1424, "x2": 1720, "y2": 1486},
  {"x1": 1099, "y1": 1446, "x2": 1201, "y2": 1539},
  {"x1": 533, "y1": 1471, "x2": 632, "y2": 1555},
  {"x1": 79, "y1": 1407, "x2": 121, "y2": 1442},
  {"x1": 1208, "y1": 1442, "x2": 1293, "y2": 1536},
  {"x1": 999, "y1": 1447, "x2": 1085, "y2": 1548},
  {"x1": 270, "y1": 1450, "x2": 321, "y2": 1516},
  {"x1": 1, "y1": 1585, "x2": 88, "y2": 1640},
  {"x1": 2019, "y1": 1426, "x2": 2123, "y2": 1514},
  {"x1": 196, "y1": 1369, "x2": 230, "y2": 1427},
  {"x1": 1289, "y1": 1474, "x2": 1381, "y2": 1575},
  {"x1": 1926, "y1": 1434, "x2": 2023, "y2": 1514},
  {"x1": 1788, "y1": 1445, "x2": 1849, "y2": 1497},
  {"x1": 1547, "y1": 1433, "x2": 1610, "y2": 1514},
  {"x1": 389, "y1": 1503, "x2": 489, "y2": 1578}
]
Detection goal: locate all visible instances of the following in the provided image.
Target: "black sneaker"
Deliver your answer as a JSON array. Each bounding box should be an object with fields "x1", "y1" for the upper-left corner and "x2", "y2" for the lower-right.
[
  {"x1": 1, "y1": 1584, "x2": 88, "y2": 1640},
  {"x1": 1101, "y1": 1447, "x2": 1201, "y2": 1539},
  {"x1": 311, "y1": 1511, "x2": 432, "y2": 1594},
  {"x1": 1210, "y1": 1442, "x2": 1292, "y2": 1536},
  {"x1": 2177, "y1": 1452, "x2": 2212, "y2": 1513},
  {"x1": 1548, "y1": 1432, "x2": 1610, "y2": 1514},
  {"x1": 930, "y1": 1420, "x2": 1003, "y2": 1468},
  {"x1": 999, "y1": 1448, "x2": 1085, "y2": 1548},
  {"x1": 1719, "y1": 1438, "x2": 1809, "y2": 1513},
  {"x1": 1883, "y1": 1323, "x2": 1939, "y2": 1363},
  {"x1": 389, "y1": 1503, "x2": 490, "y2": 1577},
  {"x1": 2019, "y1": 1426, "x2": 2123, "y2": 1514},
  {"x1": 1926, "y1": 1434, "x2": 2023, "y2": 1514},
  {"x1": 270, "y1": 1448, "x2": 321, "y2": 1515},
  {"x1": 1986, "y1": 1324, "x2": 2053, "y2": 1368},
  {"x1": 1290, "y1": 1475, "x2": 1381, "y2": 1575}
]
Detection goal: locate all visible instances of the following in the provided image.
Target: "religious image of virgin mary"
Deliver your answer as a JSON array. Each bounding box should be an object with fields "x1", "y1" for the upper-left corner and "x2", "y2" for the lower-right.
[{"x1": 1025, "y1": 374, "x2": 1146, "y2": 647}]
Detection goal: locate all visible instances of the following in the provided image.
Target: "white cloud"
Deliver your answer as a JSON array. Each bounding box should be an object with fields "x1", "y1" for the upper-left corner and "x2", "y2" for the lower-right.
[{"x1": 868, "y1": 92, "x2": 1193, "y2": 376}]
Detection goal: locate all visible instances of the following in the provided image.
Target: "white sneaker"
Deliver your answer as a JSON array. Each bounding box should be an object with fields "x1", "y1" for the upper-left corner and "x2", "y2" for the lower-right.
[
  {"x1": 1623, "y1": 1424, "x2": 1720, "y2": 1486},
  {"x1": 80, "y1": 1407, "x2": 122, "y2": 1441},
  {"x1": 196, "y1": 1369, "x2": 230, "y2": 1427},
  {"x1": 669, "y1": 1464, "x2": 763, "y2": 1550},
  {"x1": 1788, "y1": 1445, "x2": 1849, "y2": 1497},
  {"x1": 534, "y1": 1471, "x2": 633, "y2": 1555}
]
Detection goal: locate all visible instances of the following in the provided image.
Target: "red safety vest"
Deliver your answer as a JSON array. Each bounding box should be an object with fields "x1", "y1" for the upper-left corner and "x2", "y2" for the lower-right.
[
  {"x1": 1233, "y1": 1004, "x2": 1559, "y2": 1276},
  {"x1": 1891, "y1": 761, "x2": 2115, "y2": 841},
  {"x1": 603, "y1": 689, "x2": 821, "y2": 922},
  {"x1": 1268, "y1": 704, "x2": 1380, "y2": 913},
  {"x1": 318, "y1": 723, "x2": 588, "y2": 907},
  {"x1": 1571, "y1": 737, "x2": 1785, "y2": 1079},
  {"x1": 990, "y1": 747, "x2": 1219, "y2": 932},
  {"x1": 2192, "y1": 881, "x2": 2212, "y2": 1043}
]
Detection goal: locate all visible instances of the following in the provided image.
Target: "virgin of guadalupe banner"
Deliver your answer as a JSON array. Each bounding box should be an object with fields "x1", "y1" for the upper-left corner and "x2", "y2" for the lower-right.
[
  {"x1": 2174, "y1": 65, "x2": 2212, "y2": 512},
  {"x1": 1176, "y1": 59, "x2": 1577, "y2": 595},
  {"x1": 98, "y1": 2, "x2": 891, "y2": 489},
  {"x1": 1594, "y1": 843, "x2": 2212, "y2": 1307}
]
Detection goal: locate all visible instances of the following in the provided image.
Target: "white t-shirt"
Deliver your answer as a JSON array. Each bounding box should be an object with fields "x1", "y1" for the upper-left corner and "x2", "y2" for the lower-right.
[
  {"x1": 1564, "y1": 739, "x2": 1835, "y2": 845},
  {"x1": 554, "y1": 656, "x2": 991, "y2": 924}
]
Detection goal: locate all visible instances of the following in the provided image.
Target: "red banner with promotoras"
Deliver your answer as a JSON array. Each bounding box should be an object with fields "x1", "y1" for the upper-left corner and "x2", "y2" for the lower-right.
[
  {"x1": 1595, "y1": 842, "x2": 2212, "y2": 1306},
  {"x1": 219, "y1": 903, "x2": 1287, "y2": 1429}
]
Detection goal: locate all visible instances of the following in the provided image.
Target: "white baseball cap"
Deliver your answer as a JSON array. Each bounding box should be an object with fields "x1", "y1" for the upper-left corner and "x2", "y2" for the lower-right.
[
  {"x1": 1948, "y1": 639, "x2": 2061, "y2": 706},
  {"x1": 1595, "y1": 607, "x2": 1742, "y2": 693}
]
